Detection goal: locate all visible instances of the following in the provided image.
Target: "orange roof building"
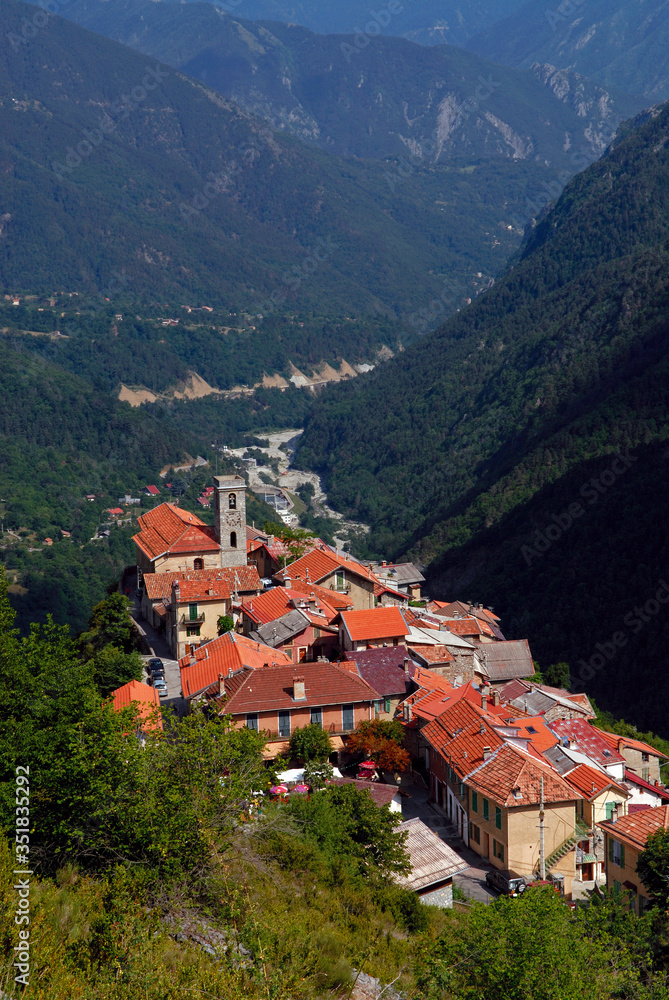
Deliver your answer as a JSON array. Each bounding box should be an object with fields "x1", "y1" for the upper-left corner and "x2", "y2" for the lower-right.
[
  {"x1": 111, "y1": 678, "x2": 163, "y2": 732},
  {"x1": 134, "y1": 503, "x2": 220, "y2": 574},
  {"x1": 275, "y1": 547, "x2": 379, "y2": 610},
  {"x1": 599, "y1": 806, "x2": 669, "y2": 907},
  {"x1": 338, "y1": 606, "x2": 408, "y2": 651},
  {"x1": 179, "y1": 631, "x2": 293, "y2": 699}
]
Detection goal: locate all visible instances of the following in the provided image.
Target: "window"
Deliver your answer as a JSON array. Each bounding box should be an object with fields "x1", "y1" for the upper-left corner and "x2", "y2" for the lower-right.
[
  {"x1": 609, "y1": 837, "x2": 625, "y2": 867},
  {"x1": 230, "y1": 531, "x2": 237, "y2": 549},
  {"x1": 342, "y1": 704, "x2": 354, "y2": 731},
  {"x1": 188, "y1": 603, "x2": 199, "y2": 621},
  {"x1": 493, "y1": 839, "x2": 504, "y2": 862},
  {"x1": 495, "y1": 806, "x2": 502, "y2": 830},
  {"x1": 384, "y1": 697, "x2": 391, "y2": 714},
  {"x1": 642, "y1": 767, "x2": 650, "y2": 782},
  {"x1": 642, "y1": 752, "x2": 649, "y2": 762},
  {"x1": 470, "y1": 823, "x2": 480, "y2": 845},
  {"x1": 186, "y1": 626, "x2": 200, "y2": 637},
  {"x1": 228, "y1": 492, "x2": 236, "y2": 510},
  {"x1": 335, "y1": 570, "x2": 345, "y2": 591},
  {"x1": 194, "y1": 558, "x2": 204, "y2": 571},
  {"x1": 613, "y1": 880, "x2": 622, "y2": 894},
  {"x1": 310, "y1": 707, "x2": 322, "y2": 727},
  {"x1": 471, "y1": 791, "x2": 478, "y2": 813},
  {"x1": 483, "y1": 798, "x2": 489, "y2": 821},
  {"x1": 297, "y1": 646, "x2": 308, "y2": 663},
  {"x1": 246, "y1": 713, "x2": 258, "y2": 731},
  {"x1": 374, "y1": 700, "x2": 381, "y2": 715},
  {"x1": 278, "y1": 710, "x2": 291, "y2": 738}
]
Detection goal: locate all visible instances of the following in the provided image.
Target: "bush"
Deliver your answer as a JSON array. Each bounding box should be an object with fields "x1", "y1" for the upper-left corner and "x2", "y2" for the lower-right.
[{"x1": 289, "y1": 724, "x2": 332, "y2": 763}]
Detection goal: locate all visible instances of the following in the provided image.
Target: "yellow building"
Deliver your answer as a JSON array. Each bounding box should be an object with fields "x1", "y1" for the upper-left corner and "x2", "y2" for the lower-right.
[
  {"x1": 599, "y1": 805, "x2": 669, "y2": 913},
  {"x1": 275, "y1": 548, "x2": 378, "y2": 610},
  {"x1": 563, "y1": 762, "x2": 630, "y2": 882}
]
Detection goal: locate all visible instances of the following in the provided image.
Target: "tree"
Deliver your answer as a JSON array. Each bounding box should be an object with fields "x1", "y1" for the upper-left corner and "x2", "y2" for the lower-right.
[
  {"x1": 263, "y1": 521, "x2": 316, "y2": 564},
  {"x1": 346, "y1": 719, "x2": 410, "y2": 773},
  {"x1": 217, "y1": 614, "x2": 235, "y2": 635},
  {"x1": 303, "y1": 760, "x2": 333, "y2": 790},
  {"x1": 92, "y1": 644, "x2": 143, "y2": 697},
  {"x1": 637, "y1": 829, "x2": 669, "y2": 910},
  {"x1": 544, "y1": 662, "x2": 571, "y2": 689},
  {"x1": 287, "y1": 782, "x2": 409, "y2": 879},
  {"x1": 80, "y1": 591, "x2": 137, "y2": 657},
  {"x1": 289, "y1": 724, "x2": 332, "y2": 763}
]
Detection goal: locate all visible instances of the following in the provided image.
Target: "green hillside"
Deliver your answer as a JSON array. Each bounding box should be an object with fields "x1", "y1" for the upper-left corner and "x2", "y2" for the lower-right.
[
  {"x1": 62, "y1": 0, "x2": 640, "y2": 164},
  {"x1": 296, "y1": 102, "x2": 669, "y2": 730},
  {"x1": 467, "y1": 0, "x2": 669, "y2": 102}
]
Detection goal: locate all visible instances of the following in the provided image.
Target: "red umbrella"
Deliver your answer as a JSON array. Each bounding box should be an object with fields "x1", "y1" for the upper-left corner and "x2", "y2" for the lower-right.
[
  {"x1": 292, "y1": 783, "x2": 310, "y2": 794},
  {"x1": 270, "y1": 784, "x2": 288, "y2": 795}
]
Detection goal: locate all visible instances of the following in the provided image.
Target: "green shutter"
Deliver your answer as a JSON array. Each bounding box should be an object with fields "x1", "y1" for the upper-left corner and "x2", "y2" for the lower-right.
[
  {"x1": 608, "y1": 837, "x2": 614, "y2": 863},
  {"x1": 620, "y1": 843, "x2": 625, "y2": 868},
  {"x1": 483, "y1": 798, "x2": 489, "y2": 820},
  {"x1": 495, "y1": 806, "x2": 502, "y2": 830},
  {"x1": 472, "y1": 791, "x2": 478, "y2": 813}
]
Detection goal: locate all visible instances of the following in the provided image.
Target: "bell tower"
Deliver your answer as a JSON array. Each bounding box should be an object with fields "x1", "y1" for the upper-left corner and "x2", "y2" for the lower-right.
[{"x1": 214, "y1": 474, "x2": 247, "y2": 568}]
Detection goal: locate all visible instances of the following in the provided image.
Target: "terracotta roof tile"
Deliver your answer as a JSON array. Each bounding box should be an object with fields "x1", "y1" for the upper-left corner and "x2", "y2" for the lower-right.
[
  {"x1": 180, "y1": 632, "x2": 293, "y2": 699},
  {"x1": 143, "y1": 568, "x2": 259, "y2": 601},
  {"x1": 276, "y1": 547, "x2": 377, "y2": 586},
  {"x1": 206, "y1": 660, "x2": 379, "y2": 714},
  {"x1": 111, "y1": 679, "x2": 162, "y2": 731},
  {"x1": 283, "y1": 577, "x2": 353, "y2": 610},
  {"x1": 133, "y1": 503, "x2": 220, "y2": 560},
  {"x1": 550, "y1": 719, "x2": 626, "y2": 768},
  {"x1": 506, "y1": 716, "x2": 559, "y2": 753},
  {"x1": 599, "y1": 805, "x2": 669, "y2": 850},
  {"x1": 410, "y1": 644, "x2": 455, "y2": 666},
  {"x1": 565, "y1": 762, "x2": 627, "y2": 799},
  {"x1": 467, "y1": 744, "x2": 579, "y2": 808},
  {"x1": 241, "y1": 587, "x2": 338, "y2": 627},
  {"x1": 174, "y1": 578, "x2": 231, "y2": 602},
  {"x1": 340, "y1": 606, "x2": 407, "y2": 643},
  {"x1": 594, "y1": 728, "x2": 668, "y2": 760}
]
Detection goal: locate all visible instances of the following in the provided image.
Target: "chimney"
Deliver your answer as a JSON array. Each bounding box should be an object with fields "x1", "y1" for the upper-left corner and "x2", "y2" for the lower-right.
[
  {"x1": 218, "y1": 672, "x2": 224, "y2": 697},
  {"x1": 611, "y1": 804, "x2": 619, "y2": 824},
  {"x1": 492, "y1": 689, "x2": 500, "y2": 707},
  {"x1": 481, "y1": 691, "x2": 487, "y2": 711},
  {"x1": 403, "y1": 656, "x2": 411, "y2": 675},
  {"x1": 479, "y1": 722, "x2": 485, "y2": 735},
  {"x1": 483, "y1": 746, "x2": 491, "y2": 760},
  {"x1": 293, "y1": 677, "x2": 306, "y2": 701}
]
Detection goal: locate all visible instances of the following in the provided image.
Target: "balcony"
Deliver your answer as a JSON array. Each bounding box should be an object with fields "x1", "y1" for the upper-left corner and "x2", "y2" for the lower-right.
[{"x1": 179, "y1": 612, "x2": 205, "y2": 626}]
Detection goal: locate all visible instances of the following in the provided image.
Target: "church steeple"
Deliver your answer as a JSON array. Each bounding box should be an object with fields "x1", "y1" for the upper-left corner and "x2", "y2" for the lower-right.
[{"x1": 213, "y1": 474, "x2": 247, "y2": 568}]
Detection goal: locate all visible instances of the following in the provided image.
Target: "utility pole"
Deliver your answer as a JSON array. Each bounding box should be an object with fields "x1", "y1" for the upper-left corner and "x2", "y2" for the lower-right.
[{"x1": 539, "y1": 776, "x2": 546, "y2": 880}]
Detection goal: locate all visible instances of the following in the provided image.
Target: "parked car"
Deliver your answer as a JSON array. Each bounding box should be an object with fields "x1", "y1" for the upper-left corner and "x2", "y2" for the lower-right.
[
  {"x1": 147, "y1": 657, "x2": 164, "y2": 673},
  {"x1": 152, "y1": 678, "x2": 168, "y2": 698},
  {"x1": 485, "y1": 869, "x2": 526, "y2": 897}
]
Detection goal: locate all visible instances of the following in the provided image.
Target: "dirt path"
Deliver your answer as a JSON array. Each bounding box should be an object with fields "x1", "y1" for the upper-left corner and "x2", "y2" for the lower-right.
[{"x1": 229, "y1": 429, "x2": 369, "y2": 546}]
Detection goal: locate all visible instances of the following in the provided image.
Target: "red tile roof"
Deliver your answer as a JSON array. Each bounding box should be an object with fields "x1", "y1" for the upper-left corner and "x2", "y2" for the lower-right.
[
  {"x1": 594, "y1": 728, "x2": 668, "y2": 760},
  {"x1": 506, "y1": 716, "x2": 559, "y2": 754},
  {"x1": 438, "y1": 617, "x2": 495, "y2": 638},
  {"x1": 206, "y1": 660, "x2": 379, "y2": 714},
  {"x1": 409, "y1": 644, "x2": 455, "y2": 666},
  {"x1": 550, "y1": 719, "x2": 626, "y2": 768},
  {"x1": 282, "y1": 577, "x2": 353, "y2": 611},
  {"x1": 111, "y1": 678, "x2": 162, "y2": 731},
  {"x1": 108, "y1": 507, "x2": 124, "y2": 516},
  {"x1": 133, "y1": 503, "x2": 220, "y2": 561},
  {"x1": 599, "y1": 805, "x2": 669, "y2": 850},
  {"x1": 143, "y1": 567, "x2": 259, "y2": 601},
  {"x1": 145, "y1": 485, "x2": 160, "y2": 495},
  {"x1": 180, "y1": 632, "x2": 293, "y2": 699},
  {"x1": 624, "y1": 769, "x2": 669, "y2": 800},
  {"x1": 241, "y1": 587, "x2": 338, "y2": 627},
  {"x1": 373, "y1": 582, "x2": 408, "y2": 602},
  {"x1": 564, "y1": 763, "x2": 627, "y2": 800},
  {"x1": 276, "y1": 547, "x2": 377, "y2": 587},
  {"x1": 423, "y1": 700, "x2": 505, "y2": 775},
  {"x1": 174, "y1": 578, "x2": 231, "y2": 602},
  {"x1": 340, "y1": 606, "x2": 408, "y2": 643},
  {"x1": 467, "y1": 744, "x2": 579, "y2": 808}
]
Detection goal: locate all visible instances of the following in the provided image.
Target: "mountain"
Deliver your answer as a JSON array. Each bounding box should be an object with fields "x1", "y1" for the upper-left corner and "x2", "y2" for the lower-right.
[
  {"x1": 467, "y1": 0, "x2": 669, "y2": 103},
  {"x1": 2, "y1": 0, "x2": 513, "y2": 325},
  {"x1": 62, "y1": 0, "x2": 641, "y2": 164},
  {"x1": 162, "y1": 0, "x2": 529, "y2": 48},
  {"x1": 295, "y1": 102, "x2": 669, "y2": 731}
]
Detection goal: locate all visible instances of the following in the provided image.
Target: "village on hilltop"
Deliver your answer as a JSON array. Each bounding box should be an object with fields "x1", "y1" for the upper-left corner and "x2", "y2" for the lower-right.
[{"x1": 110, "y1": 473, "x2": 669, "y2": 910}]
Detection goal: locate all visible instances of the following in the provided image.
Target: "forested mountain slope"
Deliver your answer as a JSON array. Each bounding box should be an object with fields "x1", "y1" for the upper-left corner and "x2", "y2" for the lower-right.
[
  {"x1": 467, "y1": 0, "x2": 669, "y2": 102},
  {"x1": 296, "y1": 103, "x2": 669, "y2": 730},
  {"x1": 1, "y1": 0, "x2": 514, "y2": 319},
  {"x1": 62, "y1": 0, "x2": 640, "y2": 164}
]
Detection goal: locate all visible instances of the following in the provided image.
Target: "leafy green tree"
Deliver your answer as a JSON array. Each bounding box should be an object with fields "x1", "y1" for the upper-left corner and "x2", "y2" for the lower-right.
[
  {"x1": 263, "y1": 522, "x2": 316, "y2": 564},
  {"x1": 217, "y1": 614, "x2": 235, "y2": 635},
  {"x1": 92, "y1": 644, "x2": 143, "y2": 697},
  {"x1": 286, "y1": 782, "x2": 409, "y2": 879},
  {"x1": 303, "y1": 760, "x2": 334, "y2": 790},
  {"x1": 637, "y1": 829, "x2": 669, "y2": 911},
  {"x1": 80, "y1": 591, "x2": 136, "y2": 657},
  {"x1": 543, "y1": 662, "x2": 571, "y2": 689},
  {"x1": 289, "y1": 724, "x2": 332, "y2": 763}
]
